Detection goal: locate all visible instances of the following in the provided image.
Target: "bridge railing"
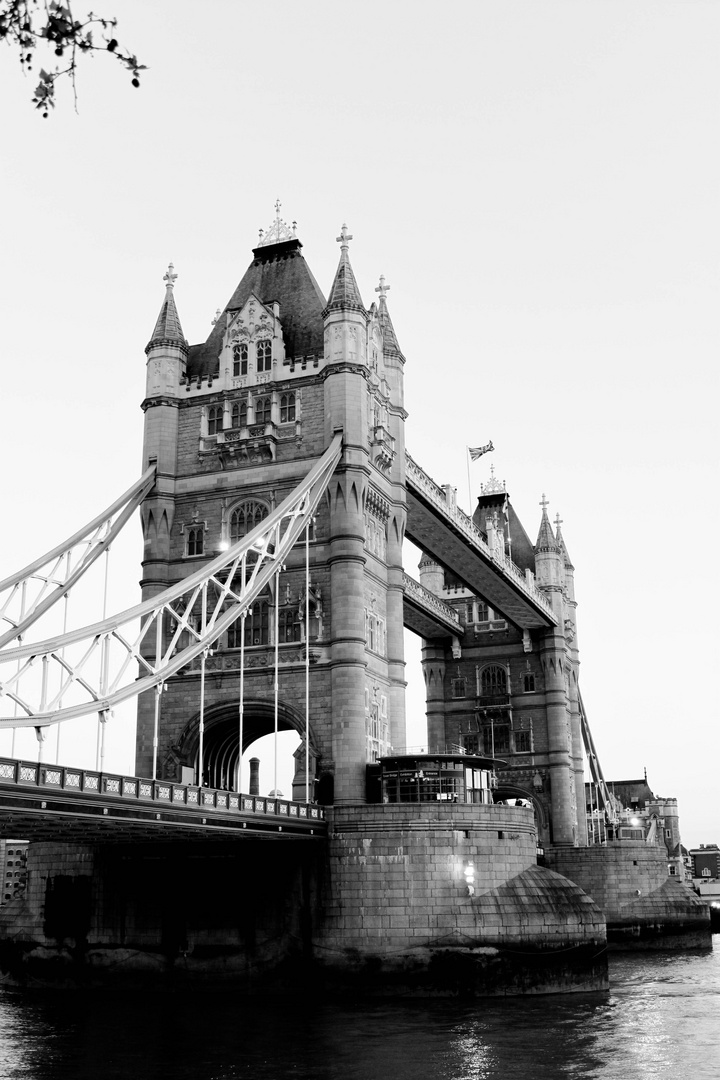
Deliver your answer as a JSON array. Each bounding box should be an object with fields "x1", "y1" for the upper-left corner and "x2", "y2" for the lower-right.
[
  {"x1": 401, "y1": 572, "x2": 460, "y2": 628},
  {"x1": 0, "y1": 758, "x2": 324, "y2": 824},
  {"x1": 405, "y1": 451, "x2": 556, "y2": 620}
]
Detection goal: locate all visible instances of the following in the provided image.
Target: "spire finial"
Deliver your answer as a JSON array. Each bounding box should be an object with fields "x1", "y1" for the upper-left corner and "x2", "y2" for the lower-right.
[
  {"x1": 540, "y1": 493, "x2": 549, "y2": 512},
  {"x1": 375, "y1": 274, "x2": 390, "y2": 299},
  {"x1": 211, "y1": 308, "x2": 222, "y2": 327},
  {"x1": 336, "y1": 223, "x2": 353, "y2": 249},
  {"x1": 554, "y1": 512, "x2": 563, "y2": 531},
  {"x1": 257, "y1": 203, "x2": 298, "y2": 248},
  {"x1": 163, "y1": 262, "x2": 178, "y2": 289}
]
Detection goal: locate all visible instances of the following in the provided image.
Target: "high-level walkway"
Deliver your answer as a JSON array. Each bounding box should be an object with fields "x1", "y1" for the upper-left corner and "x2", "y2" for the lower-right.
[{"x1": 405, "y1": 451, "x2": 557, "y2": 630}]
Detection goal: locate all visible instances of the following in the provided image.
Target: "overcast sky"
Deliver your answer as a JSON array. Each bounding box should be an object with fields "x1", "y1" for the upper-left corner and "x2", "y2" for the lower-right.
[{"x1": 1, "y1": 1, "x2": 717, "y2": 846}]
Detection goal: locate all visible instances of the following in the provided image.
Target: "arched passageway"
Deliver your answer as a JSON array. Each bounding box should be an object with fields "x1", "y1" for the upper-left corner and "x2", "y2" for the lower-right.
[{"x1": 176, "y1": 699, "x2": 319, "y2": 796}]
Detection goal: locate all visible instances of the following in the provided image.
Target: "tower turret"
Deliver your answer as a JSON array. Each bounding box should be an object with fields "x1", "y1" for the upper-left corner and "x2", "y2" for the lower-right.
[
  {"x1": 534, "y1": 495, "x2": 564, "y2": 605},
  {"x1": 141, "y1": 265, "x2": 188, "y2": 594}
]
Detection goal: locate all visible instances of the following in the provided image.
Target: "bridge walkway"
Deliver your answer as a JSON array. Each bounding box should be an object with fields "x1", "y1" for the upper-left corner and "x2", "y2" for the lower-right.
[
  {"x1": 0, "y1": 758, "x2": 325, "y2": 844},
  {"x1": 405, "y1": 451, "x2": 557, "y2": 630}
]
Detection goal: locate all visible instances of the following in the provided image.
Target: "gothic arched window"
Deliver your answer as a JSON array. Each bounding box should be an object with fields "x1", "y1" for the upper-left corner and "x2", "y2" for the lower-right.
[
  {"x1": 233, "y1": 342, "x2": 248, "y2": 377},
  {"x1": 256, "y1": 339, "x2": 272, "y2": 372},
  {"x1": 186, "y1": 527, "x2": 204, "y2": 557},
  {"x1": 523, "y1": 672, "x2": 536, "y2": 693},
  {"x1": 480, "y1": 664, "x2": 507, "y2": 696},
  {"x1": 279, "y1": 607, "x2": 301, "y2": 642},
  {"x1": 244, "y1": 601, "x2": 269, "y2": 646},
  {"x1": 254, "y1": 396, "x2": 271, "y2": 425},
  {"x1": 280, "y1": 392, "x2": 296, "y2": 423},
  {"x1": 207, "y1": 405, "x2": 223, "y2": 435},
  {"x1": 229, "y1": 500, "x2": 269, "y2": 543},
  {"x1": 231, "y1": 401, "x2": 247, "y2": 428}
]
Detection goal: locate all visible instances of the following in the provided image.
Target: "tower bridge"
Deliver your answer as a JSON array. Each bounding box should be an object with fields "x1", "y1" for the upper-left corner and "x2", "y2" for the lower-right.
[{"x1": 0, "y1": 212, "x2": 707, "y2": 992}]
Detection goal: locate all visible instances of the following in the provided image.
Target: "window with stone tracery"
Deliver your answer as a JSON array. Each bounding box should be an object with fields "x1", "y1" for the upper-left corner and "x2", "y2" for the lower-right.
[
  {"x1": 279, "y1": 606, "x2": 301, "y2": 642},
  {"x1": 514, "y1": 729, "x2": 532, "y2": 753},
  {"x1": 231, "y1": 400, "x2": 247, "y2": 428},
  {"x1": 480, "y1": 664, "x2": 508, "y2": 697},
  {"x1": 233, "y1": 343, "x2": 248, "y2": 377},
  {"x1": 229, "y1": 500, "x2": 269, "y2": 542},
  {"x1": 244, "y1": 601, "x2": 269, "y2": 646},
  {"x1": 254, "y1": 396, "x2": 271, "y2": 425},
  {"x1": 364, "y1": 514, "x2": 387, "y2": 560},
  {"x1": 280, "y1": 392, "x2": 296, "y2": 423},
  {"x1": 207, "y1": 405, "x2": 223, "y2": 435},
  {"x1": 364, "y1": 610, "x2": 386, "y2": 656},
  {"x1": 186, "y1": 526, "x2": 204, "y2": 557},
  {"x1": 256, "y1": 339, "x2": 272, "y2": 372}
]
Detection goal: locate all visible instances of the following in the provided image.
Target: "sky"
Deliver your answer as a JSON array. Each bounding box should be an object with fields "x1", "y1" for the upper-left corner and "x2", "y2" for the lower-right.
[{"x1": 0, "y1": 0, "x2": 718, "y2": 847}]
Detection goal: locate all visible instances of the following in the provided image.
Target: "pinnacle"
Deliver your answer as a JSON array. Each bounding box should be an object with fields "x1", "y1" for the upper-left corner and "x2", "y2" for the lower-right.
[
  {"x1": 325, "y1": 224, "x2": 366, "y2": 313},
  {"x1": 375, "y1": 278, "x2": 404, "y2": 359},
  {"x1": 146, "y1": 263, "x2": 187, "y2": 353},
  {"x1": 535, "y1": 498, "x2": 557, "y2": 553}
]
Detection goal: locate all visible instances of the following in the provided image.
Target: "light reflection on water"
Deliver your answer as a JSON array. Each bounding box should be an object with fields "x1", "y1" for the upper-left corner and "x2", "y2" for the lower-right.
[{"x1": 0, "y1": 947, "x2": 717, "y2": 1080}]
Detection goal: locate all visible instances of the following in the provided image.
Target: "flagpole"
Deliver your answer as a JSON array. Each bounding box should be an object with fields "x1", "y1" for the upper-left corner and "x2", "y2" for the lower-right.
[{"x1": 466, "y1": 447, "x2": 472, "y2": 513}]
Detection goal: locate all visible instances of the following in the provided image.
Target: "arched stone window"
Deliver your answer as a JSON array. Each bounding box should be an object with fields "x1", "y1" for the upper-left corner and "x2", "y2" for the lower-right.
[
  {"x1": 207, "y1": 405, "x2": 223, "y2": 435},
  {"x1": 186, "y1": 526, "x2": 204, "y2": 557},
  {"x1": 279, "y1": 607, "x2": 301, "y2": 642},
  {"x1": 229, "y1": 500, "x2": 269, "y2": 543},
  {"x1": 233, "y1": 343, "x2": 248, "y2": 377},
  {"x1": 280, "y1": 392, "x2": 296, "y2": 423},
  {"x1": 523, "y1": 672, "x2": 536, "y2": 693},
  {"x1": 254, "y1": 396, "x2": 271, "y2": 425},
  {"x1": 480, "y1": 664, "x2": 507, "y2": 696},
  {"x1": 231, "y1": 401, "x2": 247, "y2": 428},
  {"x1": 256, "y1": 339, "x2": 272, "y2": 372},
  {"x1": 244, "y1": 600, "x2": 269, "y2": 646}
]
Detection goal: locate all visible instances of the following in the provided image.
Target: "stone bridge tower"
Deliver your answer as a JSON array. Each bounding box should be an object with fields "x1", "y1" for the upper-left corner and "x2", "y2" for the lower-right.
[
  {"x1": 137, "y1": 213, "x2": 407, "y2": 804},
  {"x1": 418, "y1": 475, "x2": 585, "y2": 848}
]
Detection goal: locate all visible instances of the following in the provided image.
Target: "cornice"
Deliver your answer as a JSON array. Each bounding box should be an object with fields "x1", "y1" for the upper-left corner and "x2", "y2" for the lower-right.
[{"x1": 141, "y1": 396, "x2": 180, "y2": 412}]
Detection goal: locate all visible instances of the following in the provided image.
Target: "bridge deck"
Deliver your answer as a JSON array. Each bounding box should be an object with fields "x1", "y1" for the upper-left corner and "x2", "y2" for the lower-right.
[
  {"x1": 402, "y1": 572, "x2": 462, "y2": 639},
  {"x1": 405, "y1": 452, "x2": 556, "y2": 629},
  {"x1": 0, "y1": 759, "x2": 325, "y2": 843}
]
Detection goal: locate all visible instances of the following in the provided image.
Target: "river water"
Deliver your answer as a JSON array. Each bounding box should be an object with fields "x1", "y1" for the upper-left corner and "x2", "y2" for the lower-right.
[{"x1": 0, "y1": 945, "x2": 717, "y2": 1080}]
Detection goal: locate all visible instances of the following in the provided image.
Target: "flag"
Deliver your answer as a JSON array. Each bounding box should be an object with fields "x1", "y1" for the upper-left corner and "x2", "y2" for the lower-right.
[{"x1": 469, "y1": 441, "x2": 494, "y2": 461}]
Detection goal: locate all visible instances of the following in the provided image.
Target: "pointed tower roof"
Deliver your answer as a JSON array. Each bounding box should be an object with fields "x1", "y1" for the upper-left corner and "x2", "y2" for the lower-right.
[
  {"x1": 186, "y1": 208, "x2": 327, "y2": 379},
  {"x1": 146, "y1": 263, "x2": 187, "y2": 354},
  {"x1": 374, "y1": 276, "x2": 405, "y2": 361},
  {"x1": 535, "y1": 495, "x2": 558, "y2": 553},
  {"x1": 324, "y1": 224, "x2": 366, "y2": 314},
  {"x1": 554, "y1": 513, "x2": 574, "y2": 570}
]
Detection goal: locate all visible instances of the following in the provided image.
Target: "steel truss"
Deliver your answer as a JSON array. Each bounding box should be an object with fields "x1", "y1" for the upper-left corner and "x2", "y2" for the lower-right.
[
  {"x1": 0, "y1": 434, "x2": 342, "y2": 733},
  {"x1": 0, "y1": 466, "x2": 157, "y2": 651}
]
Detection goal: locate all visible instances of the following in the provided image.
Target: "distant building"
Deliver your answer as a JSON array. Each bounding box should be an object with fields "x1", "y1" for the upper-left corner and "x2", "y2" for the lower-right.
[
  {"x1": 586, "y1": 776, "x2": 685, "y2": 878},
  {"x1": 690, "y1": 844, "x2": 720, "y2": 882}
]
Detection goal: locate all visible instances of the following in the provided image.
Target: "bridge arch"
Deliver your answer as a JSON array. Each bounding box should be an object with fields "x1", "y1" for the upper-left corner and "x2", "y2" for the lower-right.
[
  {"x1": 175, "y1": 697, "x2": 320, "y2": 793},
  {"x1": 493, "y1": 782, "x2": 549, "y2": 844}
]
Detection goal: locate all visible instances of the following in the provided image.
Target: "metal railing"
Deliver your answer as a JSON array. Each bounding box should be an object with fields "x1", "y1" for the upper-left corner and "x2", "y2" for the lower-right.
[
  {"x1": 405, "y1": 451, "x2": 556, "y2": 620},
  {"x1": 0, "y1": 757, "x2": 324, "y2": 823}
]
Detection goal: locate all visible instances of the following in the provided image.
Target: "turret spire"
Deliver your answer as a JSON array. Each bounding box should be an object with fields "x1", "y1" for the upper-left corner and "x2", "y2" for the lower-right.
[
  {"x1": 375, "y1": 274, "x2": 404, "y2": 359},
  {"x1": 146, "y1": 262, "x2": 187, "y2": 354},
  {"x1": 554, "y1": 512, "x2": 574, "y2": 569},
  {"x1": 535, "y1": 494, "x2": 558, "y2": 553},
  {"x1": 325, "y1": 223, "x2": 365, "y2": 313}
]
